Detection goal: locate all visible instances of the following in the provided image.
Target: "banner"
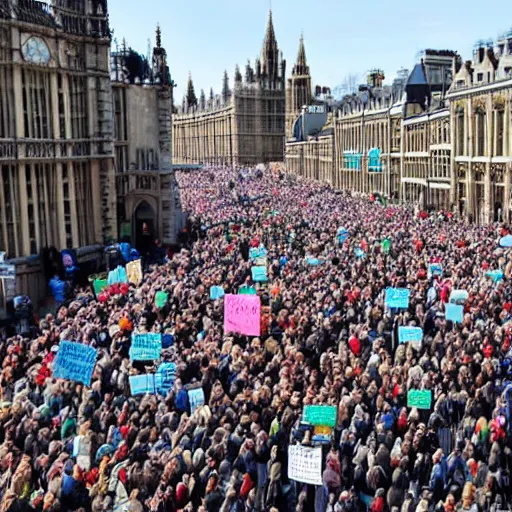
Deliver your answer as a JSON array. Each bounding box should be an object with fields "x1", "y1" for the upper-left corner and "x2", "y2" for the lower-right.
[
  {"x1": 385, "y1": 288, "x2": 410, "y2": 309},
  {"x1": 126, "y1": 259, "x2": 143, "y2": 286},
  {"x1": 53, "y1": 341, "x2": 97, "y2": 386},
  {"x1": 129, "y1": 374, "x2": 157, "y2": 395},
  {"x1": 210, "y1": 286, "x2": 225, "y2": 300},
  {"x1": 288, "y1": 445, "x2": 323, "y2": 486},
  {"x1": 129, "y1": 333, "x2": 162, "y2": 361},
  {"x1": 239, "y1": 285, "x2": 257, "y2": 295},
  {"x1": 407, "y1": 389, "x2": 432, "y2": 410},
  {"x1": 398, "y1": 326, "x2": 423, "y2": 347},
  {"x1": 254, "y1": 257, "x2": 267, "y2": 267},
  {"x1": 251, "y1": 266, "x2": 268, "y2": 282},
  {"x1": 486, "y1": 269, "x2": 504, "y2": 282},
  {"x1": 445, "y1": 303, "x2": 463, "y2": 323},
  {"x1": 188, "y1": 387, "x2": 205, "y2": 414},
  {"x1": 156, "y1": 362, "x2": 177, "y2": 396},
  {"x1": 224, "y1": 294, "x2": 261, "y2": 336},
  {"x1": 303, "y1": 405, "x2": 337, "y2": 427}
]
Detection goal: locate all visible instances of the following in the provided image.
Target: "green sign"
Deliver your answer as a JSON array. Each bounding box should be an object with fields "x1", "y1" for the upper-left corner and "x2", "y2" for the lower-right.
[
  {"x1": 93, "y1": 279, "x2": 108, "y2": 296},
  {"x1": 407, "y1": 389, "x2": 432, "y2": 410},
  {"x1": 303, "y1": 405, "x2": 337, "y2": 427},
  {"x1": 239, "y1": 286, "x2": 257, "y2": 295},
  {"x1": 155, "y1": 291, "x2": 168, "y2": 309}
]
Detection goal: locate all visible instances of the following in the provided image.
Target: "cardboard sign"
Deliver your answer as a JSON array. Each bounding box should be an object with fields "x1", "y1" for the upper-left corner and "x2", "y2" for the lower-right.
[
  {"x1": 224, "y1": 294, "x2": 261, "y2": 336},
  {"x1": 156, "y1": 362, "x2": 177, "y2": 396},
  {"x1": 126, "y1": 259, "x2": 143, "y2": 286},
  {"x1": 129, "y1": 333, "x2": 162, "y2": 361},
  {"x1": 53, "y1": 341, "x2": 97, "y2": 386},
  {"x1": 407, "y1": 389, "x2": 432, "y2": 409},
  {"x1": 129, "y1": 374, "x2": 157, "y2": 395},
  {"x1": 398, "y1": 326, "x2": 423, "y2": 346},
  {"x1": 445, "y1": 303, "x2": 463, "y2": 323},
  {"x1": 288, "y1": 445, "x2": 323, "y2": 486},
  {"x1": 449, "y1": 289, "x2": 469, "y2": 304},
  {"x1": 385, "y1": 288, "x2": 410, "y2": 309},
  {"x1": 188, "y1": 387, "x2": 205, "y2": 414},
  {"x1": 210, "y1": 286, "x2": 225, "y2": 300},
  {"x1": 251, "y1": 266, "x2": 268, "y2": 282},
  {"x1": 303, "y1": 405, "x2": 337, "y2": 427},
  {"x1": 239, "y1": 285, "x2": 257, "y2": 295}
]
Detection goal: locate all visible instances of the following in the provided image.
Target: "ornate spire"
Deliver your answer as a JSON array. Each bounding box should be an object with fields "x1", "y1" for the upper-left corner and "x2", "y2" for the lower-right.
[
  {"x1": 293, "y1": 32, "x2": 309, "y2": 76},
  {"x1": 260, "y1": 9, "x2": 280, "y2": 86},
  {"x1": 209, "y1": 87, "x2": 214, "y2": 101},
  {"x1": 156, "y1": 24, "x2": 162, "y2": 49},
  {"x1": 263, "y1": 9, "x2": 277, "y2": 48},
  {"x1": 186, "y1": 72, "x2": 197, "y2": 108},
  {"x1": 199, "y1": 89, "x2": 206, "y2": 110},
  {"x1": 234, "y1": 64, "x2": 242, "y2": 83},
  {"x1": 222, "y1": 70, "x2": 230, "y2": 103}
]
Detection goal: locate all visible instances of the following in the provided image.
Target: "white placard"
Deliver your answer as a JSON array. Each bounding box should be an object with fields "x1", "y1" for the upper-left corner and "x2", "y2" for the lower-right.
[{"x1": 288, "y1": 445, "x2": 323, "y2": 486}]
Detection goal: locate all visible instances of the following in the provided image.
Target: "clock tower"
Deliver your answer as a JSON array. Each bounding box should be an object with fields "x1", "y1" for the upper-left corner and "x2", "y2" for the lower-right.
[{"x1": 0, "y1": 0, "x2": 116, "y2": 303}]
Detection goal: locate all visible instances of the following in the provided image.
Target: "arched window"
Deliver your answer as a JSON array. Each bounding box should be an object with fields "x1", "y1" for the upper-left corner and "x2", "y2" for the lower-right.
[
  {"x1": 494, "y1": 103, "x2": 505, "y2": 157},
  {"x1": 455, "y1": 106, "x2": 465, "y2": 156},
  {"x1": 474, "y1": 106, "x2": 486, "y2": 157}
]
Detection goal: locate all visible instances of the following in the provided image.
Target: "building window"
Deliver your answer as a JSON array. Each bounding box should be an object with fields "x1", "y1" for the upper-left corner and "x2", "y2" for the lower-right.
[
  {"x1": 21, "y1": 69, "x2": 53, "y2": 139},
  {"x1": 495, "y1": 108, "x2": 505, "y2": 157},
  {"x1": 477, "y1": 73, "x2": 484, "y2": 82},
  {"x1": 474, "y1": 109, "x2": 486, "y2": 157},
  {"x1": 69, "y1": 76, "x2": 88, "y2": 138},
  {"x1": 74, "y1": 162, "x2": 95, "y2": 246},
  {"x1": 456, "y1": 109, "x2": 465, "y2": 156}
]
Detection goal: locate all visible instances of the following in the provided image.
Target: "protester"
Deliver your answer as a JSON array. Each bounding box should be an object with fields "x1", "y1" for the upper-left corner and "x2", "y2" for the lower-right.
[{"x1": 0, "y1": 164, "x2": 512, "y2": 512}]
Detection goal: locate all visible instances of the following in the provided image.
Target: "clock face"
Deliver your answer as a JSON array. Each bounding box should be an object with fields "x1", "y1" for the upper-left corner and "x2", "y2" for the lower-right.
[{"x1": 22, "y1": 36, "x2": 51, "y2": 65}]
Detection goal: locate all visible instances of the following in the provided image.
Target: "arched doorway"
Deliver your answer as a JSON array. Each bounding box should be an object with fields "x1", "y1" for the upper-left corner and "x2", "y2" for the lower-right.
[{"x1": 133, "y1": 200, "x2": 155, "y2": 253}]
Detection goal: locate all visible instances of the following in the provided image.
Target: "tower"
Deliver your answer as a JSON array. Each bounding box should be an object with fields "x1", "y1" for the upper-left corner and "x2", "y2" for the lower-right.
[
  {"x1": 259, "y1": 10, "x2": 284, "y2": 89},
  {"x1": 152, "y1": 24, "x2": 171, "y2": 85},
  {"x1": 286, "y1": 33, "x2": 312, "y2": 139},
  {"x1": 185, "y1": 72, "x2": 198, "y2": 110}
]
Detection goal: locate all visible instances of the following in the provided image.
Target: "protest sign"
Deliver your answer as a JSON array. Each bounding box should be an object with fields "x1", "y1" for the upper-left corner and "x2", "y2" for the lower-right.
[
  {"x1": 355, "y1": 248, "x2": 366, "y2": 259},
  {"x1": 53, "y1": 341, "x2": 97, "y2": 386},
  {"x1": 254, "y1": 257, "x2": 267, "y2": 267},
  {"x1": 93, "y1": 279, "x2": 108, "y2": 296},
  {"x1": 398, "y1": 326, "x2": 423, "y2": 347},
  {"x1": 407, "y1": 389, "x2": 432, "y2": 409},
  {"x1": 429, "y1": 263, "x2": 443, "y2": 277},
  {"x1": 306, "y1": 257, "x2": 321, "y2": 266},
  {"x1": 337, "y1": 227, "x2": 349, "y2": 244},
  {"x1": 129, "y1": 333, "x2": 162, "y2": 361},
  {"x1": 249, "y1": 247, "x2": 267, "y2": 261},
  {"x1": 486, "y1": 269, "x2": 504, "y2": 282},
  {"x1": 156, "y1": 362, "x2": 177, "y2": 396},
  {"x1": 382, "y1": 238, "x2": 391, "y2": 254},
  {"x1": 209, "y1": 286, "x2": 225, "y2": 300},
  {"x1": 288, "y1": 445, "x2": 323, "y2": 486},
  {"x1": 449, "y1": 289, "x2": 469, "y2": 304},
  {"x1": 224, "y1": 294, "x2": 261, "y2": 336},
  {"x1": 445, "y1": 303, "x2": 463, "y2": 323},
  {"x1": 129, "y1": 375, "x2": 157, "y2": 395},
  {"x1": 312, "y1": 425, "x2": 333, "y2": 444},
  {"x1": 251, "y1": 266, "x2": 268, "y2": 282},
  {"x1": 239, "y1": 285, "x2": 257, "y2": 295},
  {"x1": 188, "y1": 387, "x2": 205, "y2": 414},
  {"x1": 155, "y1": 291, "x2": 168, "y2": 309},
  {"x1": 126, "y1": 259, "x2": 143, "y2": 286},
  {"x1": 385, "y1": 288, "x2": 410, "y2": 309},
  {"x1": 303, "y1": 405, "x2": 337, "y2": 427}
]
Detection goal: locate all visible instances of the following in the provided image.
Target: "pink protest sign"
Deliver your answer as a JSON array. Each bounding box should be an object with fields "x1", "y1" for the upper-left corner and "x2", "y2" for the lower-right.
[{"x1": 224, "y1": 294, "x2": 261, "y2": 336}]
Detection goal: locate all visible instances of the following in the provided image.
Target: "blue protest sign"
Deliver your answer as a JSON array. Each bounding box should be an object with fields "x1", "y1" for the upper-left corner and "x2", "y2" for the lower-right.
[
  {"x1": 129, "y1": 375, "x2": 156, "y2": 395},
  {"x1": 129, "y1": 333, "x2": 162, "y2": 361},
  {"x1": 500, "y1": 235, "x2": 512, "y2": 248},
  {"x1": 385, "y1": 288, "x2": 410, "y2": 309},
  {"x1": 251, "y1": 266, "x2": 268, "y2": 282},
  {"x1": 355, "y1": 248, "x2": 365, "y2": 259},
  {"x1": 188, "y1": 387, "x2": 205, "y2": 414},
  {"x1": 307, "y1": 257, "x2": 321, "y2": 266},
  {"x1": 210, "y1": 286, "x2": 225, "y2": 300},
  {"x1": 429, "y1": 264, "x2": 443, "y2": 277},
  {"x1": 449, "y1": 289, "x2": 469, "y2": 304},
  {"x1": 156, "y1": 362, "x2": 177, "y2": 396},
  {"x1": 486, "y1": 269, "x2": 504, "y2": 283},
  {"x1": 53, "y1": 341, "x2": 97, "y2": 386},
  {"x1": 399, "y1": 327, "x2": 423, "y2": 345},
  {"x1": 337, "y1": 228, "x2": 349, "y2": 244},
  {"x1": 249, "y1": 247, "x2": 267, "y2": 261},
  {"x1": 446, "y1": 303, "x2": 464, "y2": 323}
]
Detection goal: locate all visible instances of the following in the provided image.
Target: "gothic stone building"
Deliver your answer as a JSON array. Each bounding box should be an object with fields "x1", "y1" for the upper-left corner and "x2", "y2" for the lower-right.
[
  {"x1": 111, "y1": 28, "x2": 183, "y2": 251},
  {"x1": 172, "y1": 10, "x2": 286, "y2": 167},
  {"x1": 0, "y1": 0, "x2": 116, "y2": 302}
]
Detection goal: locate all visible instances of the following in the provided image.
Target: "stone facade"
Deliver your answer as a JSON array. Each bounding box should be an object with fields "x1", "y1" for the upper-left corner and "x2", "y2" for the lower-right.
[
  {"x1": 111, "y1": 27, "x2": 183, "y2": 248},
  {"x1": 172, "y1": 10, "x2": 286, "y2": 167},
  {"x1": 285, "y1": 35, "x2": 512, "y2": 224},
  {"x1": 0, "y1": 0, "x2": 115, "y2": 302}
]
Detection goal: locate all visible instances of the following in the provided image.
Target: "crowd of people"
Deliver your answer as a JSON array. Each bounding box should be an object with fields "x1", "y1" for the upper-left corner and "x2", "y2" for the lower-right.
[{"x1": 1, "y1": 165, "x2": 512, "y2": 512}]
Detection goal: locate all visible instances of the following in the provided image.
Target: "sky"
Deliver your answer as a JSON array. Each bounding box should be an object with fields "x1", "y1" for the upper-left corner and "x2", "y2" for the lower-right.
[{"x1": 109, "y1": 0, "x2": 512, "y2": 100}]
